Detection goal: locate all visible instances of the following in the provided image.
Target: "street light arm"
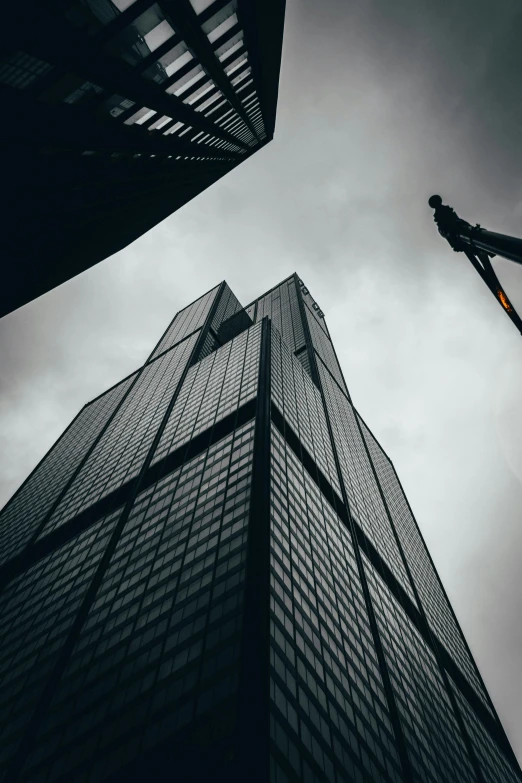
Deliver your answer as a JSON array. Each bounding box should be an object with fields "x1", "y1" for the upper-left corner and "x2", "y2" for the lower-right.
[
  {"x1": 428, "y1": 195, "x2": 522, "y2": 265},
  {"x1": 428, "y1": 195, "x2": 522, "y2": 335}
]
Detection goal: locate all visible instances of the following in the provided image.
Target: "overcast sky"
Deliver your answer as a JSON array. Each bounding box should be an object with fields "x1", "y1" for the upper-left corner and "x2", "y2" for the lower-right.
[{"x1": 1, "y1": 0, "x2": 522, "y2": 763}]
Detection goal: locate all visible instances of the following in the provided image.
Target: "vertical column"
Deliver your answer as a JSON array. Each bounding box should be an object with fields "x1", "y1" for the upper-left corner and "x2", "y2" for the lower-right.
[{"x1": 236, "y1": 317, "x2": 271, "y2": 783}]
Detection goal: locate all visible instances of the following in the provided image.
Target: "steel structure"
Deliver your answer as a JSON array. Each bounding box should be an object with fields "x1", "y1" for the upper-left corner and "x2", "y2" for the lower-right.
[
  {"x1": 0, "y1": 276, "x2": 520, "y2": 782},
  {"x1": 0, "y1": 0, "x2": 285, "y2": 317},
  {"x1": 429, "y1": 195, "x2": 522, "y2": 334}
]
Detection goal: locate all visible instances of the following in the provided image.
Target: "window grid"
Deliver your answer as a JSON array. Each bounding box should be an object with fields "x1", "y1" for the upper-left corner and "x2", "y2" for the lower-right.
[
  {"x1": 42, "y1": 334, "x2": 198, "y2": 534},
  {"x1": 269, "y1": 426, "x2": 403, "y2": 783},
  {"x1": 254, "y1": 279, "x2": 306, "y2": 357},
  {"x1": 0, "y1": 277, "x2": 515, "y2": 783},
  {"x1": 22, "y1": 422, "x2": 255, "y2": 781},
  {"x1": 0, "y1": 50, "x2": 54, "y2": 89},
  {"x1": 306, "y1": 310, "x2": 348, "y2": 395},
  {"x1": 359, "y1": 415, "x2": 492, "y2": 714},
  {"x1": 150, "y1": 285, "x2": 219, "y2": 360},
  {"x1": 271, "y1": 326, "x2": 340, "y2": 495},
  {"x1": 318, "y1": 361, "x2": 418, "y2": 606},
  {"x1": 152, "y1": 321, "x2": 261, "y2": 464},
  {"x1": 62, "y1": 0, "x2": 252, "y2": 155},
  {"x1": 365, "y1": 558, "x2": 478, "y2": 783},
  {"x1": 0, "y1": 509, "x2": 121, "y2": 768},
  {"x1": 0, "y1": 373, "x2": 136, "y2": 566},
  {"x1": 450, "y1": 677, "x2": 520, "y2": 783},
  {"x1": 210, "y1": 282, "x2": 243, "y2": 333}
]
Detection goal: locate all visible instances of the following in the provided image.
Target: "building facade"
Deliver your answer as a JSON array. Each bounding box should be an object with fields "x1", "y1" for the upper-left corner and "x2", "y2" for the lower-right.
[
  {"x1": 0, "y1": 275, "x2": 520, "y2": 783},
  {"x1": 0, "y1": 0, "x2": 285, "y2": 317}
]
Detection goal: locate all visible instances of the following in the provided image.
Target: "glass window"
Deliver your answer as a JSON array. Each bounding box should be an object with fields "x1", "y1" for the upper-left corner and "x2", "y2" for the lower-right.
[
  {"x1": 216, "y1": 32, "x2": 243, "y2": 61},
  {"x1": 207, "y1": 13, "x2": 237, "y2": 45},
  {"x1": 0, "y1": 51, "x2": 53, "y2": 90},
  {"x1": 106, "y1": 4, "x2": 175, "y2": 66},
  {"x1": 64, "y1": 79, "x2": 103, "y2": 105},
  {"x1": 143, "y1": 19, "x2": 175, "y2": 52},
  {"x1": 225, "y1": 54, "x2": 247, "y2": 76},
  {"x1": 143, "y1": 42, "x2": 192, "y2": 85},
  {"x1": 231, "y1": 68, "x2": 250, "y2": 87},
  {"x1": 184, "y1": 80, "x2": 214, "y2": 106},
  {"x1": 166, "y1": 64, "x2": 204, "y2": 97},
  {"x1": 163, "y1": 121, "x2": 184, "y2": 136},
  {"x1": 163, "y1": 48, "x2": 193, "y2": 77},
  {"x1": 104, "y1": 94, "x2": 135, "y2": 118},
  {"x1": 189, "y1": 0, "x2": 216, "y2": 14},
  {"x1": 201, "y1": 0, "x2": 237, "y2": 39},
  {"x1": 196, "y1": 91, "x2": 221, "y2": 113},
  {"x1": 112, "y1": 0, "x2": 138, "y2": 10},
  {"x1": 0, "y1": 374, "x2": 136, "y2": 566},
  {"x1": 149, "y1": 114, "x2": 172, "y2": 130},
  {"x1": 124, "y1": 106, "x2": 156, "y2": 125}
]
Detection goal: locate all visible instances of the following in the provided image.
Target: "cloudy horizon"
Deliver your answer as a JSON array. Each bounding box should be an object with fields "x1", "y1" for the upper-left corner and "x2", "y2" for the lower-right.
[{"x1": 1, "y1": 0, "x2": 522, "y2": 764}]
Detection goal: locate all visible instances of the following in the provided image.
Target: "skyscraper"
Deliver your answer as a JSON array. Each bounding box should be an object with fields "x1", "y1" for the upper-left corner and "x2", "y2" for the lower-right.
[
  {"x1": 0, "y1": 0, "x2": 285, "y2": 317},
  {"x1": 0, "y1": 275, "x2": 520, "y2": 783}
]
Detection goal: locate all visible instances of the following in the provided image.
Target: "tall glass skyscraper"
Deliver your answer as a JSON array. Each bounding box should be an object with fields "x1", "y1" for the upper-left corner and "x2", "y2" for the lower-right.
[
  {"x1": 0, "y1": 0, "x2": 285, "y2": 317},
  {"x1": 0, "y1": 275, "x2": 519, "y2": 783}
]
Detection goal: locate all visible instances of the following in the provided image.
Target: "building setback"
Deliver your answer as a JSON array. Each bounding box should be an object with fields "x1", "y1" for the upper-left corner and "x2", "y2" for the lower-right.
[
  {"x1": 0, "y1": 0, "x2": 285, "y2": 317},
  {"x1": 0, "y1": 275, "x2": 520, "y2": 783}
]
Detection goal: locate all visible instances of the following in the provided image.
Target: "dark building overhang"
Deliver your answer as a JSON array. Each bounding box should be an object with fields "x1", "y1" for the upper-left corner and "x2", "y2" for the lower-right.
[{"x1": 0, "y1": 0, "x2": 286, "y2": 317}]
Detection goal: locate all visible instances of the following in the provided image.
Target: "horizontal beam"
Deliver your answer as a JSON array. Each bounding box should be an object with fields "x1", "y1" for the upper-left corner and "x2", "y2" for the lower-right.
[
  {"x1": 6, "y1": 12, "x2": 247, "y2": 152},
  {"x1": 0, "y1": 400, "x2": 256, "y2": 591},
  {"x1": 162, "y1": 0, "x2": 260, "y2": 143}
]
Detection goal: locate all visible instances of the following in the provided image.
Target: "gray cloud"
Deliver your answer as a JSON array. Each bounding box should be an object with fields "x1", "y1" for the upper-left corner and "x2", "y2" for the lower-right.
[{"x1": 1, "y1": 0, "x2": 522, "y2": 762}]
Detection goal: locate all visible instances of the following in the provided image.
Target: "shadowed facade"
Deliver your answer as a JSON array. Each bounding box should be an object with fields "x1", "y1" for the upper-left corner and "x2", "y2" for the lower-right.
[
  {"x1": 0, "y1": 0, "x2": 285, "y2": 317},
  {"x1": 0, "y1": 276, "x2": 520, "y2": 782}
]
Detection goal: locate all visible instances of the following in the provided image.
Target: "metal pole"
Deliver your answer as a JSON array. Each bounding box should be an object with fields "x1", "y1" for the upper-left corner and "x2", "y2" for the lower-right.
[
  {"x1": 428, "y1": 195, "x2": 522, "y2": 335},
  {"x1": 428, "y1": 195, "x2": 522, "y2": 264}
]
